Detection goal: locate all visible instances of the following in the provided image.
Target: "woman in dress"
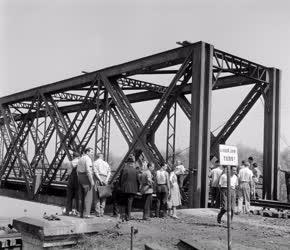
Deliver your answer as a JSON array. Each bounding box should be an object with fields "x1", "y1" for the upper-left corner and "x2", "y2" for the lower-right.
[{"x1": 167, "y1": 165, "x2": 181, "y2": 219}]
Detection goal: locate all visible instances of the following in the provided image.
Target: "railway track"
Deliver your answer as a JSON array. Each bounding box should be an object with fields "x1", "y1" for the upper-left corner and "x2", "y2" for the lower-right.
[{"x1": 250, "y1": 199, "x2": 290, "y2": 210}]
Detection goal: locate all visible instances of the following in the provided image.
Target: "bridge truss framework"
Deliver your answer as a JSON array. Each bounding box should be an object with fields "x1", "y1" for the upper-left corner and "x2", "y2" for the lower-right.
[{"x1": 0, "y1": 41, "x2": 280, "y2": 207}]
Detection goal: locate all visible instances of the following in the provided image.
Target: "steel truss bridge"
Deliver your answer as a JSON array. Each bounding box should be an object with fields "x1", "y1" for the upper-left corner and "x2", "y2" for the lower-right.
[{"x1": 0, "y1": 41, "x2": 280, "y2": 208}]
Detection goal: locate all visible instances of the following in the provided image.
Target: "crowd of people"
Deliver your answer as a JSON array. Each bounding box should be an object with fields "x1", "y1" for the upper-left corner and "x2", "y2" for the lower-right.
[
  {"x1": 209, "y1": 156, "x2": 263, "y2": 223},
  {"x1": 64, "y1": 148, "x2": 289, "y2": 224},
  {"x1": 64, "y1": 147, "x2": 186, "y2": 221}
]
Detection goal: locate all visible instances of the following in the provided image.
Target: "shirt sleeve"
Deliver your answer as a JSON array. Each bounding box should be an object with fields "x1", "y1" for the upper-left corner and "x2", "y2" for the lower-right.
[{"x1": 219, "y1": 175, "x2": 224, "y2": 186}]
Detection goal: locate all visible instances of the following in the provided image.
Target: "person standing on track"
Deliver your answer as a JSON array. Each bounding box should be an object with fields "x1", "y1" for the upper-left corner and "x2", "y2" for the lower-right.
[
  {"x1": 92, "y1": 153, "x2": 111, "y2": 217},
  {"x1": 155, "y1": 163, "x2": 170, "y2": 218},
  {"x1": 65, "y1": 152, "x2": 80, "y2": 216},
  {"x1": 209, "y1": 160, "x2": 223, "y2": 208},
  {"x1": 119, "y1": 155, "x2": 139, "y2": 221},
  {"x1": 140, "y1": 162, "x2": 154, "y2": 220},
  {"x1": 77, "y1": 148, "x2": 94, "y2": 218},
  {"x1": 237, "y1": 162, "x2": 253, "y2": 214}
]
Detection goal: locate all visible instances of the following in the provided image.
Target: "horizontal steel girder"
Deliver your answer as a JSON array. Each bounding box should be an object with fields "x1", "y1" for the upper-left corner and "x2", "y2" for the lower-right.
[
  {"x1": 0, "y1": 74, "x2": 254, "y2": 126},
  {"x1": 0, "y1": 41, "x2": 267, "y2": 105}
]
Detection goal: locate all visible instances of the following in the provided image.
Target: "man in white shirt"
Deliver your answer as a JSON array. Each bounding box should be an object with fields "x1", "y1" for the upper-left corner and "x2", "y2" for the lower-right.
[
  {"x1": 93, "y1": 153, "x2": 111, "y2": 217},
  {"x1": 77, "y1": 147, "x2": 94, "y2": 218},
  {"x1": 209, "y1": 160, "x2": 223, "y2": 208},
  {"x1": 155, "y1": 163, "x2": 170, "y2": 218},
  {"x1": 175, "y1": 160, "x2": 186, "y2": 189},
  {"x1": 217, "y1": 166, "x2": 238, "y2": 223},
  {"x1": 237, "y1": 162, "x2": 253, "y2": 214}
]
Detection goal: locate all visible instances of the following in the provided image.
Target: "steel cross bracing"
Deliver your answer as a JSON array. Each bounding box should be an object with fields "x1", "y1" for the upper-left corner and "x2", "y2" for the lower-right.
[
  {"x1": 110, "y1": 51, "x2": 193, "y2": 183},
  {"x1": 38, "y1": 76, "x2": 103, "y2": 192},
  {"x1": 0, "y1": 98, "x2": 40, "y2": 179},
  {"x1": 210, "y1": 82, "x2": 268, "y2": 157},
  {"x1": 101, "y1": 75, "x2": 164, "y2": 165},
  {"x1": 213, "y1": 49, "x2": 269, "y2": 83},
  {"x1": 0, "y1": 101, "x2": 38, "y2": 197},
  {"x1": 52, "y1": 92, "x2": 94, "y2": 102}
]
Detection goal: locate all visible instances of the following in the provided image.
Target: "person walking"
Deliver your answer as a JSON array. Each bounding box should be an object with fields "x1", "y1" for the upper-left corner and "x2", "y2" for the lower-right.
[
  {"x1": 237, "y1": 162, "x2": 253, "y2": 214},
  {"x1": 92, "y1": 153, "x2": 111, "y2": 217},
  {"x1": 217, "y1": 166, "x2": 239, "y2": 223},
  {"x1": 209, "y1": 160, "x2": 223, "y2": 208},
  {"x1": 65, "y1": 152, "x2": 80, "y2": 216},
  {"x1": 119, "y1": 155, "x2": 139, "y2": 221},
  {"x1": 167, "y1": 165, "x2": 181, "y2": 218},
  {"x1": 77, "y1": 148, "x2": 94, "y2": 218},
  {"x1": 155, "y1": 163, "x2": 170, "y2": 218},
  {"x1": 140, "y1": 162, "x2": 154, "y2": 220}
]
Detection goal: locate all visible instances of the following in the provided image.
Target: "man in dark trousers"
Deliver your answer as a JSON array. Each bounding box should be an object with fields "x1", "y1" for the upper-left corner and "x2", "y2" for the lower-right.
[
  {"x1": 77, "y1": 148, "x2": 94, "y2": 218},
  {"x1": 119, "y1": 154, "x2": 139, "y2": 221},
  {"x1": 155, "y1": 162, "x2": 170, "y2": 218},
  {"x1": 65, "y1": 152, "x2": 80, "y2": 215}
]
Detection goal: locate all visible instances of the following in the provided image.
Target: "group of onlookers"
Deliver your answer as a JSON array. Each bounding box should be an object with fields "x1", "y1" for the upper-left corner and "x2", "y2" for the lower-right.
[
  {"x1": 209, "y1": 156, "x2": 262, "y2": 223},
  {"x1": 64, "y1": 147, "x2": 186, "y2": 221},
  {"x1": 65, "y1": 148, "x2": 111, "y2": 218},
  {"x1": 114, "y1": 157, "x2": 185, "y2": 220}
]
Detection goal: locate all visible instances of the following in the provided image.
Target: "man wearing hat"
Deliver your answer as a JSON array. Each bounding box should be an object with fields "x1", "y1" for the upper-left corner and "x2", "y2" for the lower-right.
[{"x1": 119, "y1": 154, "x2": 139, "y2": 221}]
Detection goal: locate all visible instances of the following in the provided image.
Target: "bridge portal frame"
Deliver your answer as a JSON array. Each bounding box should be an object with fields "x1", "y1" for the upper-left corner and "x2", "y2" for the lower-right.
[{"x1": 0, "y1": 41, "x2": 280, "y2": 206}]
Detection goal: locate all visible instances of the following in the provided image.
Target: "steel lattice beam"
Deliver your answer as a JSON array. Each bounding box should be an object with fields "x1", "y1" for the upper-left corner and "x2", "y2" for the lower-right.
[
  {"x1": 110, "y1": 51, "x2": 193, "y2": 183},
  {"x1": 166, "y1": 102, "x2": 177, "y2": 165}
]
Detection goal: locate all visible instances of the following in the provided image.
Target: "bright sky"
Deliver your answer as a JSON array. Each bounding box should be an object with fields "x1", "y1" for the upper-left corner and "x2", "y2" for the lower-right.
[{"x1": 1, "y1": 0, "x2": 290, "y2": 157}]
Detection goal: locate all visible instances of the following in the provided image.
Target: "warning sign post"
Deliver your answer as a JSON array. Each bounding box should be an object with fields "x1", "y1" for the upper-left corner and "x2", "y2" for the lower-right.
[{"x1": 219, "y1": 144, "x2": 238, "y2": 250}]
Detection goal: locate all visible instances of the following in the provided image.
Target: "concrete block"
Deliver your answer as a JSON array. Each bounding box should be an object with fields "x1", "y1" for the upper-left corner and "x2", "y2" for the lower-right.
[
  {"x1": 145, "y1": 242, "x2": 168, "y2": 250},
  {"x1": 13, "y1": 216, "x2": 117, "y2": 249}
]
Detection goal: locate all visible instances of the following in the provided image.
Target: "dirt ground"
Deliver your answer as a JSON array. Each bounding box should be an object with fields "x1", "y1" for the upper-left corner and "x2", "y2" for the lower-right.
[{"x1": 72, "y1": 208, "x2": 290, "y2": 250}]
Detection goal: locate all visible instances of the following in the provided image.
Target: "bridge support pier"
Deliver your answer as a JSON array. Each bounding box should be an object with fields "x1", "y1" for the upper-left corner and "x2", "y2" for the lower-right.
[
  {"x1": 263, "y1": 68, "x2": 281, "y2": 200},
  {"x1": 188, "y1": 42, "x2": 213, "y2": 208}
]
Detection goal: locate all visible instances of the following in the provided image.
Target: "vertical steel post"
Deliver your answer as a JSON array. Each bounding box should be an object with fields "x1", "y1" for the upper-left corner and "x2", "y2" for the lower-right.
[
  {"x1": 188, "y1": 42, "x2": 213, "y2": 208},
  {"x1": 263, "y1": 68, "x2": 280, "y2": 200},
  {"x1": 166, "y1": 102, "x2": 177, "y2": 166},
  {"x1": 0, "y1": 129, "x2": 3, "y2": 164}
]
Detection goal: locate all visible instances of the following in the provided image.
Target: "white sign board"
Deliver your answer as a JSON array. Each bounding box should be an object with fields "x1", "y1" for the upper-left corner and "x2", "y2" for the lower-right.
[{"x1": 219, "y1": 144, "x2": 238, "y2": 166}]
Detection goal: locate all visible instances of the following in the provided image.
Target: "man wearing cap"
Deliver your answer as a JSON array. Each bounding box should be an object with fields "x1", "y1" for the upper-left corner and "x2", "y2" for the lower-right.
[
  {"x1": 93, "y1": 153, "x2": 111, "y2": 217},
  {"x1": 119, "y1": 155, "x2": 139, "y2": 221},
  {"x1": 237, "y1": 162, "x2": 253, "y2": 214}
]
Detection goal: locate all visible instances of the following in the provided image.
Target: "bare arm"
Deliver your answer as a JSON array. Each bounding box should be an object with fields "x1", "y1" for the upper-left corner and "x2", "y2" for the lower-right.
[
  {"x1": 92, "y1": 162, "x2": 103, "y2": 184},
  {"x1": 85, "y1": 157, "x2": 94, "y2": 186}
]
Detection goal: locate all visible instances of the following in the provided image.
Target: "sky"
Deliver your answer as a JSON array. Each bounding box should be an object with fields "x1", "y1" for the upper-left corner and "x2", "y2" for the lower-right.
[{"x1": 1, "y1": 0, "x2": 290, "y2": 158}]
